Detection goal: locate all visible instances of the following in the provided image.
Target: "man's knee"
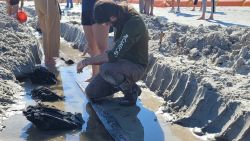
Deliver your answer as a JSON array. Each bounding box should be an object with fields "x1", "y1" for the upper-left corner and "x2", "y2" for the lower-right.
[
  {"x1": 100, "y1": 63, "x2": 113, "y2": 75},
  {"x1": 100, "y1": 63, "x2": 124, "y2": 86},
  {"x1": 100, "y1": 63, "x2": 115, "y2": 83}
]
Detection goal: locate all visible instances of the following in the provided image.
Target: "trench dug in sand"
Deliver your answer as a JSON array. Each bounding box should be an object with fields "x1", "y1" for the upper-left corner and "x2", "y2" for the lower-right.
[
  {"x1": 59, "y1": 7, "x2": 250, "y2": 141},
  {"x1": 0, "y1": 2, "x2": 250, "y2": 141}
]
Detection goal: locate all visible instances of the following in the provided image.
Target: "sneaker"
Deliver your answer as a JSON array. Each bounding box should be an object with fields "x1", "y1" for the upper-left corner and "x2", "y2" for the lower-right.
[{"x1": 119, "y1": 84, "x2": 141, "y2": 106}]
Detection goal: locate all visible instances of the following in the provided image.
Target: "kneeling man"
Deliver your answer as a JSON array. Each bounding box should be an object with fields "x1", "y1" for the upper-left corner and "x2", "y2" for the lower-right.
[{"x1": 77, "y1": 0, "x2": 149, "y2": 106}]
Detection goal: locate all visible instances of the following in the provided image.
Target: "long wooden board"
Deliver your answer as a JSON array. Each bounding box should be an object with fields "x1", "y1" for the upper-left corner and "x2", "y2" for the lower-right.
[{"x1": 75, "y1": 79, "x2": 131, "y2": 141}]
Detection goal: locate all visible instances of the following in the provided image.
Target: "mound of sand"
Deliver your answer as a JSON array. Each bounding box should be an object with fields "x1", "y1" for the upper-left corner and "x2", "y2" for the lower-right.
[
  {"x1": 144, "y1": 16, "x2": 250, "y2": 75},
  {"x1": 61, "y1": 22, "x2": 86, "y2": 52},
  {"x1": 143, "y1": 15, "x2": 250, "y2": 141},
  {"x1": 0, "y1": 4, "x2": 41, "y2": 78},
  {"x1": 0, "y1": 3, "x2": 41, "y2": 130}
]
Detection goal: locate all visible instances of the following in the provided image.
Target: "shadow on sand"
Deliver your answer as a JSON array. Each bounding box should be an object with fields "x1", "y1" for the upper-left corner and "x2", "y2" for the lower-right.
[{"x1": 207, "y1": 19, "x2": 248, "y2": 27}]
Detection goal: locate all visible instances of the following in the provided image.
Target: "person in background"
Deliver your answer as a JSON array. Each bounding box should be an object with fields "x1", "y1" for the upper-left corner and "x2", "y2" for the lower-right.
[
  {"x1": 139, "y1": 0, "x2": 145, "y2": 14},
  {"x1": 197, "y1": 0, "x2": 215, "y2": 20},
  {"x1": 6, "y1": 0, "x2": 24, "y2": 17},
  {"x1": 34, "y1": 0, "x2": 61, "y2": 66},
  {"x1": 144, "y1": 0, "x2": 154, "y2": 15},
  {"x1": 76, "y1": 0, "x2": 81, "y2": 5},
  {"x1": 191, "y1": 2, "x2": 202, "y2": 11},
  {"x1": 169, "y1": 0, "x2": 180, "y2": 13},
  {"x1": 77, "y1": 0, "x2": 149, "y2": 106},
  {"x1": 149, "y1": 0, "x2": 154, "y2": 15},
  {"x1": 81, "y1": 0, "x2": 110, "y2": 82},
  {"x1": 191, "y1": 0, "x2": 198, "y2": 11},
  {"x1": 66, "y1": 0, "x2": 73, "y2": 8}
]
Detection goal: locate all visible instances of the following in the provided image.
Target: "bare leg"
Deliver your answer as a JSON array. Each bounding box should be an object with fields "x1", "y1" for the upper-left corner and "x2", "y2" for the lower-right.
[
  {"x1": 139, "y1": 0, "x2": 145, "y2": 13},
  {"x1": 93, "y1": 24, "x2": 109, "y2": 54},
  {"x1": 176, "y1": 0, "x2": 180, "y2": 13},
  {"x1": 208, "y1": 13, "x2": 214, "y2": 20},
  {"x1": 197, "y1": 12, "x2": 205, "y2": 20},
  {"x1": 85, "y1": 24, "x2": 109, "y2": 82},
  {"x1": 197, "y1": 0, "x2": 206, "y2": 20},
  {"x1": 169, "y1": 0, "x2": 175, "y2": 12},
  {"x1": 150, "y1": 0, "x2": 154, "y2": 15},
  {"x1": 192, "y1": 0, "x2": 198, "y2": 11},
  {"x1": 83, "y1": 25, "x2": 100, "y2": 82},
  {"x1": 191, "y1": 5, "x2": 195, "y2": 11},
  {"x1": 208, "y1": 0, "x2": 215, "y2": 20},
  {"x1": 144, "y1": 0, "x2": 150, "y2": 15}
]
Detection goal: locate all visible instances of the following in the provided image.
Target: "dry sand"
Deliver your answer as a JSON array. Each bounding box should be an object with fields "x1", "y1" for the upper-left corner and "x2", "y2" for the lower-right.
[{"x1": 1, "y1": 1, "x2": 250, "y2": 141}]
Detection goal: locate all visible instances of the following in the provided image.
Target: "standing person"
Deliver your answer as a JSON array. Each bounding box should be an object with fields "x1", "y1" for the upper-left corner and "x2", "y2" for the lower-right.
[
  {"x1": 197, "y1": 0, "x2": 215, "y2": 20},
  {"x1": 81, "y1": 0, "x2": 110, "y2": 82},
  {"x1": 144, "y1": 0, "x2": 154, "y2": 15},
  {"x1": 149, "y1": 0, "x2": 154, "y2": 15},
  {"x1": 191, "y1": 0, "x2": 202, "y2": 11},
  {"x1": 139, "y1": 0, "x2": 145, "y2": 14},
  {"x1": 77, "y1": 0, "x2": 149, "y2": 106},
  {"x1": 34, "y1": 0, "x2": 61, "y2": 66},
  {"x1": 66, "y1": 0, "x2": 73, "y2": 8},
  {"x1": 169, "y1": 0, "x2": 180, "y2": 13},
  {"x1": 191, "y1": 0, "x2": 197, "y2": 11},
  {"x1": 76, "y1": 0, "x2": 81, "y2": 5},
  {"x1": 6, "y1": 0, "x2": 24, "y2": 17}
]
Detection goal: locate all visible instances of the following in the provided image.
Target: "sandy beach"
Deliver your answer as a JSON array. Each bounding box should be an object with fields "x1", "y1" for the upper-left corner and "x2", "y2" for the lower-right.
[{"x1": 0, "y1": 1, "x2": 250, "y2": 141}]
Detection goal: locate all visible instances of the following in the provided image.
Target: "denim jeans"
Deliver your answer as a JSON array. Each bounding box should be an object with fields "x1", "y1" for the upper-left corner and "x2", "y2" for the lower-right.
[
  {"x1": 66, "y1": 0, "x2": 73, "y2": 7},
  {"x1": 85, "y1": 59, "x2": 146, "y2": 99}
]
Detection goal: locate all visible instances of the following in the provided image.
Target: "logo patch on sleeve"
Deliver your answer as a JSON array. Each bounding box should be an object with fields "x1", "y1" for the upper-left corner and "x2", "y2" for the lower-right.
[{"x1": 114, "y1": 34, "x2": 128, "y2": 57}]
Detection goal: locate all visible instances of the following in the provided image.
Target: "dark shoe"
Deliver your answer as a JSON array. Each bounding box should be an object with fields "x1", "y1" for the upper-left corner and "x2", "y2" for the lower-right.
[
  {"x1": 119, "y1": 84, "x2": 141, "y2": 106},
  {"x1": 134, "y1": 84, "x2": 142, "y2": 97}
]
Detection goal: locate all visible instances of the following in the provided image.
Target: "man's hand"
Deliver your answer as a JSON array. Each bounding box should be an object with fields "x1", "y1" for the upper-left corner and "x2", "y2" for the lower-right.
[
  {"x1": 76, "y1": 53, "x2": 109, "y2": 73},
  {"x1": 77, "y1": 59, "x2": 89, "y2": 73}
]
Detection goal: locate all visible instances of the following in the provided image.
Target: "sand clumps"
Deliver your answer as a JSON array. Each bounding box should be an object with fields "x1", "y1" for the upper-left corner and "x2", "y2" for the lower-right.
[
  {"x1": 144, "y1": 16, "x2": 250, "y2": 75},
  {"x1": 0, "y1": 4, "x2": 41, "y2": 78},
  {"x1": 0, "y1": 3, "x2": 41, "y2": 130},
  {"x1": 23, "y1": 7, "x2": 250, "y2": 140},
  {"x1": 142, "y1": 16, "x2": 250, "y2": 141}
]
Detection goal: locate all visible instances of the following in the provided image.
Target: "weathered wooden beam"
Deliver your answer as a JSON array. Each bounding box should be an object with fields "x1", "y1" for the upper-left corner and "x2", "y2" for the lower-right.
[{"x1": 76, "y1": 80, "x2": 130, "y2": 141}]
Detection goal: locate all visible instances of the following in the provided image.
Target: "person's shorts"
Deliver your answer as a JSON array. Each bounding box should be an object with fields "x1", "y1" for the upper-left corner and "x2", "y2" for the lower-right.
[
  {"x1": 9, "y1": 0, "x2": 19, "y2": 5},
  {"x1": 81, "y1": 10, "x2": 95, "y2": 26}
]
